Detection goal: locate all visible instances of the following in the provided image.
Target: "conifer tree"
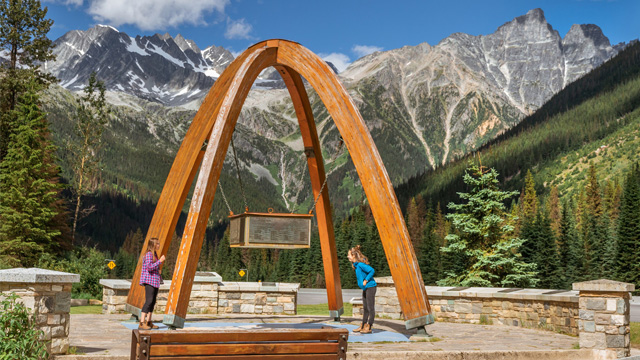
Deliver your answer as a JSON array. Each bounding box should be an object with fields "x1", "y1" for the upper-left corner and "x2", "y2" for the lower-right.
[
  {"x1": 521, "y1": 170, "x2": 539, "y2": 222},
  {"x1": 519, "y1": 170, "x2": 539, "y2": 263},
  {"x1": 69, "y1": 73, "x2": 108, "y2": 242},
  {"x1": 0, "y1": 85, "x2": 66, "y2": 266},
  {"x1": 558, "y1": 203, "x2": 583, "y2": 287},
  {"x1": 546, "y1": 186, "x2": 562, "y2": 239},
  {"x1": 531, "y1": 211, "x2": 561, "y2": 288},
  {"x1": 0, "y1": 0, "x2": 56, "y2": 162},
  {"x1": 616, "y1": 164, "x2": 640, "y2": 288},
  {"x1": 582, "y1": 163, "x2": 606, "y2": 279},
  {"x1": 438, "y1": 162, "x2": 538, "y2": 287}
]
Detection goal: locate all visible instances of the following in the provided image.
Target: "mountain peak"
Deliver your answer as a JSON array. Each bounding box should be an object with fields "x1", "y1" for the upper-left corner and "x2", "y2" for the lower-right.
[
  {"x1": 174, "y1": 34, "x2": 201, "y2": 53},
  {"x1": 525, "y1": 8, "x2": 545, "y2": 22},
  {"x1": 565, "y1": 24, "x2": 610, "y2": 48}
]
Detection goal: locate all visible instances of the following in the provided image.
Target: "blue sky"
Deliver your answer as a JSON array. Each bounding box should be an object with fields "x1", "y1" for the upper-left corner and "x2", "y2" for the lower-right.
[{"x1": 44, "y1": 0, "x2": 639, "y2": 71}]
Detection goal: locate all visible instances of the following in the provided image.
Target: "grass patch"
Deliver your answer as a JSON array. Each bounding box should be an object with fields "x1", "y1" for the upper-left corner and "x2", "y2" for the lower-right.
[
  {"x1": 297, "y1": 303, "x2": 353, "y2": 316},
  {"x1": 412, "y1": 337, "x2": 442, "y2": 342},
  {"x1": 67, "y1": 346, "x2": 85, "y2": 355},
  {"x1": 631, "y1": 322, "x2": 640, "y2": 348},
  {"x1": 70, "y1": 305, "x2": 102, "y2": 314}
]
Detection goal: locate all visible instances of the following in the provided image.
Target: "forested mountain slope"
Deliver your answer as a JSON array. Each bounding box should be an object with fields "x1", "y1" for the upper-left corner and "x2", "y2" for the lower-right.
[{"x1": 396, "y1": 41, "x2": 640, "y2": 209}]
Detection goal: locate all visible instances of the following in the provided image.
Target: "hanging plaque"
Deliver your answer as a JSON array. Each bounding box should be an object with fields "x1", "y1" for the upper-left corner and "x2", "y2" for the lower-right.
[{"x1": 229, "y1": 212, "x2": 312, "y2": 249}]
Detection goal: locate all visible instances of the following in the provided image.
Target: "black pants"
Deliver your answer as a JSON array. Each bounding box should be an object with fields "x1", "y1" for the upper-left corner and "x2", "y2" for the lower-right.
[
  {"x1": 362, "y1": 286, "x2": 377, "y2": 325},
  {"x1": 141, "y1": 284, "x2": 159, "y2": 313}
]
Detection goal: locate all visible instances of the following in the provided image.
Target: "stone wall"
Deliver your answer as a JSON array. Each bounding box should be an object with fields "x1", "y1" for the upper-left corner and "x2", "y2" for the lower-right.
[
  {"x1": 101, "y1": 274, "x2": 299, "y2": 316},
  {"x1": 101, "y1": 272, "x2": 221, "y2": 314},
  {"x1": 0, "y1": 268, "x2": 80, "y2": 355},
  {"x1": 216, "y1": 282, "x2": 298, "y2": 315},
  {"x1": 352, "y1": 277, "x2": 579, "y2": 335},
  {"x1": 574, "y1": 279, "x2": 634, "y2": 358}
]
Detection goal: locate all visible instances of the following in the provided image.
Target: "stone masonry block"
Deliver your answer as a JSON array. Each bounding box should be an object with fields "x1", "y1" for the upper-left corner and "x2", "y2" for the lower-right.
[
  {"x1": 580, "y1": 310, "x2": 594, "y2": 320},
  {"x1": 586, "y1": 298, "x2": 606, "y2": 311},
  {"x1": 240, "y1": 304, "x2": 255, "y2": 313},
  {"x1": 583, "y1": 321, "x2": 595, "y2": 332},
  {"x1": 455, "y1": 302, "x2": 472, "y2": 314},
  {"x1": 51, "y1": 325, "x2": 65, "y2": 338},
  {"x1": 50, "y1": 337, "x2": 69, "y2": 355},
  {"x1": 595, "y1": 313, "x2": 611, "y2": 325},
  {"x1": 607, "y1": 334, "x2": 625, "y2": 348},
  {"x1": 241, "y1": 293, "x2": 256, "y2": 301},
  {"x1": 606, "y1": 299, "x2": 616, "y2": 312},
  {"x1": 611, "y1": 314, "x2": 626, "y2": 326},
  {"x1": 580, "y1": 332, "x2": 606, "y2": 349}
]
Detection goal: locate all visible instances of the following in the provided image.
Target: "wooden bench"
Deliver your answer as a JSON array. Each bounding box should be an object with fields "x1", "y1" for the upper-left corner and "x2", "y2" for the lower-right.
[{"x1": 131, "y1": 327, "x2": 349, "y2": 360}]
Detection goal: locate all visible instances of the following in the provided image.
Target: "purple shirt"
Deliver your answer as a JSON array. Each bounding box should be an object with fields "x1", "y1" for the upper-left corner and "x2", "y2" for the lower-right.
[{"x1": 139, "y1": 251, "x2": 163, "y2": 288}]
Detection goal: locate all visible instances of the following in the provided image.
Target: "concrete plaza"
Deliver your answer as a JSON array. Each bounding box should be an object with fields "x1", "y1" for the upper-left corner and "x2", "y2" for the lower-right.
[{"x1": 52, "y1": 313, "x2": 640, "y2": 360}]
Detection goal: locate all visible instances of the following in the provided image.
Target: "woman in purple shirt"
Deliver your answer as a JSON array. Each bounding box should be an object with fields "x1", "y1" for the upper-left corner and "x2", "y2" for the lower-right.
[
  {"x1": 348, "y1": 245, "x2": 377, "y2": 334},
  {"x1": 139, "y1": 238, "x2": 165, "y2": 330}
]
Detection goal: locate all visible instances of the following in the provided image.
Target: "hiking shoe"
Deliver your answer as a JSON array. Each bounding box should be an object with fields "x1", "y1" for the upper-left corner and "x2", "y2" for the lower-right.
[{"x1": 138, "y1": 323, "x2": 151, "y2": 330}]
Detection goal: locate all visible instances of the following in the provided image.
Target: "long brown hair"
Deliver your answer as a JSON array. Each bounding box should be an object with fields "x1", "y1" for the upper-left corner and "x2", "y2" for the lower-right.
[
  {"x1": 146, "y1": 238, "x2": 160, "y2": 260},
  {"x1": 349, "y1": 245, "x2": 369, "y2": 269}
]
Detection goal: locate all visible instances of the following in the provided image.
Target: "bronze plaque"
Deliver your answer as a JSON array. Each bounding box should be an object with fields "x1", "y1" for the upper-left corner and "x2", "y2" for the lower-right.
[{"x1": 228, "y1": 213, "x2": 312, "y2": 248}]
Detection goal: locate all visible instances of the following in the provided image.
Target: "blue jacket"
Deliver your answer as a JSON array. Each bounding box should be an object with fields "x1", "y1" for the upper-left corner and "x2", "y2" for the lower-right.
[{"x1": 353, "y1": 262, "x2": 377, "y2": 290}]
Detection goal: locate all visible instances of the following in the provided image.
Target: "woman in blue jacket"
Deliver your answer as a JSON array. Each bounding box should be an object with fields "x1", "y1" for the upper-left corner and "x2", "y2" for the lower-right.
[{"x1": 348, "y1": 245, "x2": 377, "y2": 334}]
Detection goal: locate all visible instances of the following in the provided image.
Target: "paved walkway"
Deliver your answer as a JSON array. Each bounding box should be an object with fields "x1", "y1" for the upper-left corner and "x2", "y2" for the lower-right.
[{"x1": 63, "y1": 313, "x2": 595, "y2": 357}]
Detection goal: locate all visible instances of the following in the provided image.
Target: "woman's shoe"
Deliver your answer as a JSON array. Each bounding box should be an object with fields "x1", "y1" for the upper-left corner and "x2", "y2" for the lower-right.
[
  {"x1": 147, "y1": 322, "x2": 159, "y2": 329},
  {"x1": 360, "y1": 323, "x2": 372, "y2": 334},
  {"x1": 138, "y1": 322, "x2": 151, "y2": 330},
  {"x1": 352, "y1": 324, "x2": 365, "y2": 333}
]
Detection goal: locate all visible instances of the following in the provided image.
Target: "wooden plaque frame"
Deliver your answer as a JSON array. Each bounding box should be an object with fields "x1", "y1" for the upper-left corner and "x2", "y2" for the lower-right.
[
  {"x1": 125, "y1": 39, "x2": 433, "y2": 331},
  {"x1": 229, "y1": 212, "x2": 313, "y2": 249}
]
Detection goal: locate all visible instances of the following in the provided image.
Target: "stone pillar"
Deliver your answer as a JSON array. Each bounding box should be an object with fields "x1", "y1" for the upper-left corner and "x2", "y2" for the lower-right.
[
  {"x1": 0, "y1": 268, "x2": 80, "y2": 356},
  {"x1": 573, "y1": 279, "x2": 634, "y2": 358}
]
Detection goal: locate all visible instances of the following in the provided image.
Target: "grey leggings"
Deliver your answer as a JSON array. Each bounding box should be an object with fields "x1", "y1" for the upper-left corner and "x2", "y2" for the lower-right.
[{"x1": 362, "y1": 286, "x2": 377, "y2": 325}]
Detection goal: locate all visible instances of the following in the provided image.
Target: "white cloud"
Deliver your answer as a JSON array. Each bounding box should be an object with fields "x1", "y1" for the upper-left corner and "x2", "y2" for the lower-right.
[
  {"x1": 352, "y1": 45, "x2": 383, "y2": 58},
  {"x1": 319, "y1": 53, "x2": 351, "y2": 73},
  {"x1": 87, "y1": 0, "x2": 229, "y2": 31},
  {"x1": 44, "y1": 0, "x2": 83, "y2": 6},
  {"x1": 224, "y1": 18, "x2": 253, "y2": 40}
]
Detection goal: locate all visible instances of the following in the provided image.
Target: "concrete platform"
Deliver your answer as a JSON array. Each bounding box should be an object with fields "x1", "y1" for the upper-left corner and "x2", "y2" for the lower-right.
[{"x1": 54, "y1": 313, "x2": 639, "y2": 359}]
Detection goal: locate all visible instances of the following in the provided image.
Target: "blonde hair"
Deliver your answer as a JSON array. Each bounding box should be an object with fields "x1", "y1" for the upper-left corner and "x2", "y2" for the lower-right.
[
  {"x1": 146, "y1": 238, "x2": 160, "y2": 260},
  {"x1": 349, "y1": 245, "x2": 369, "y2": 269}
]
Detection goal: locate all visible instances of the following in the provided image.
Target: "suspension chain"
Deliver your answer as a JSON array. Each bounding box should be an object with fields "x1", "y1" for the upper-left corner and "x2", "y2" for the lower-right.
[
  {"x1": 230, "y1": 135, "x2": 249, "y2": 212},
  {"x1": 218, "y1": 181, "x2": 234, "y2": 215},
  {"x1": 307, "y1": 137, "x2": 344, "y2": 214}
]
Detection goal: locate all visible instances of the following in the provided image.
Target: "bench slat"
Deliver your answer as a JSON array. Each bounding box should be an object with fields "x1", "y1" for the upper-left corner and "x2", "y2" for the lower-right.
[
  {"x1": 145, "y1": 329, "x2": 347, "y2": 344},
  {"x1": 151, "y1": 342, "x2": 340, "y2": 356},
  {"x1": 150, "y1": 355, "x2": 341, "y2": 360}
]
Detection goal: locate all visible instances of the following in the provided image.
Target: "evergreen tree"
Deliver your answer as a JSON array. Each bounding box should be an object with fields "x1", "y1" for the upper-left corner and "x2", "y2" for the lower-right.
[
  {"x1": 546, "y1": 185, "x2": 562, "y2": 240},
  {"x1": 558, "y1": 203, "x2": 582, "y2": 287},
  {"x1": 0, "y1": 85, "x2": 66, "y2": 266},
  {"x1": 531, "y1": 211, "x2": 561, "y2": 289},
  {"x1": 406, "y1": 195, "x2": 426, "y2": 249},
  {"x1": 0, "y1": 0, "x2": 56, "y2": 161},
  {"x1": 69, "y1": 72, "x2": 108, "y2": 242},
  {"x1": 519, "y1": 171, "x2": 539, "y2": 263},
  {"x1": 438, "y1": 162, "x2": 538, "y2": 287},
  {"x1": 521, "y1": 170, "x2": 539, "y2": 221},
  {"x1": 418, "y1": 208, "x2": 440, "y2": 284},
  {"x1": 582, "y1": 163, "x2": 606, "y2": 279},
  {"x1": 616, "y1": 164, "x2": 640, "y2": 288}
]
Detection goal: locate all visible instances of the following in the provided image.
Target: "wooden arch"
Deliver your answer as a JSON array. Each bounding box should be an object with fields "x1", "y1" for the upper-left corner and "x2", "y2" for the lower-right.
[{"x1": 126, "y1": 39, "x2": 433, "y2": 331}]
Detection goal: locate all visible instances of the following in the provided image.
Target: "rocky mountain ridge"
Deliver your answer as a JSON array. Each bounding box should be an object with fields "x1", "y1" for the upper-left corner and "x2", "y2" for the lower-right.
[{"x1": 43, "y1": 9, "x2": 628, "y2": 217}]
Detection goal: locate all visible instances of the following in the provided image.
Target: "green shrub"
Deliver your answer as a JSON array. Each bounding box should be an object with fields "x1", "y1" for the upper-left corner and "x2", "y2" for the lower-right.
[
  {"x1": 0, "y1": 294, "x2": 49, "y2": 359},
  {"x1": 38, "y1": 247, "x2": 107, "y2": 299}
]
